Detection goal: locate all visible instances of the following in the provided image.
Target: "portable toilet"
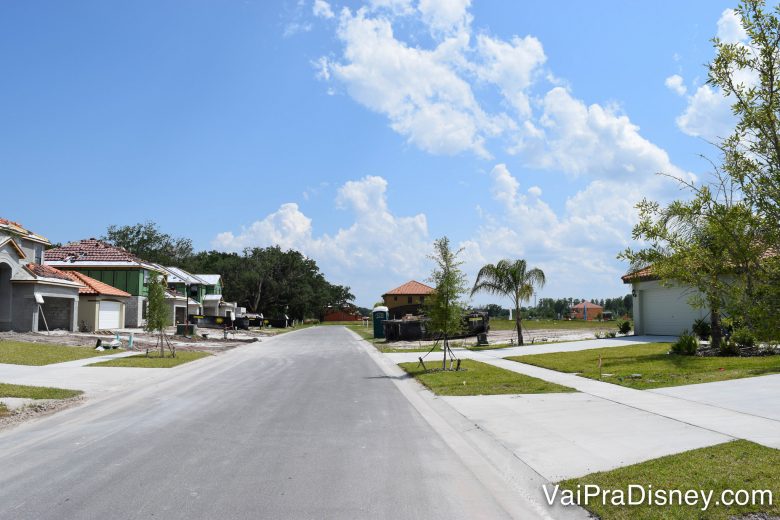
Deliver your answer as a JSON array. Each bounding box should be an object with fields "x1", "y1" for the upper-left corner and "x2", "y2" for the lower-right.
[{"x1": 372, "y1": 306, "x2": 389, "y2": 339}]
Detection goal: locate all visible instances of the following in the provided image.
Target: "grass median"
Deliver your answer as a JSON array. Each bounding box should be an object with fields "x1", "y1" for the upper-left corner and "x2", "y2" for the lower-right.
[
  {"x1": 510, "y1": 343, "x2": 780, "y2": 390},
  {"x1": 398, "y1": 359, "x2": 575, "y2": 396},
  {"x1": 0, "y1": 340, "x2": 115, "y2": 366},
  {"x1": 89, "y1": 351, "x2": 211, "y2": 368},
  {"x1": 559, "y1": 440, "x2": 780, "y2": 520},
  {"x1": 0, "y1": 382, "x2": 82, "y2": 400}
]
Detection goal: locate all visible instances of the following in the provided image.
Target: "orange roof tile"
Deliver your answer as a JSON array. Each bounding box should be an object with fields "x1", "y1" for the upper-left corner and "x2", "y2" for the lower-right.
[
  {"x1": 572, "y1": 301, "x2": 603, "y2": 309},
  {"x1": 45, "y1": 238, "x2": 145, "y2": 264},
  {"x1": 61, "y1": 271, "x2": 131, "y2": 297},
  {"x1": 25, "y1": 263, "x2": 76, "y2": 282},
  {"x1": 621, "y1": 266, "x2": 655, "y2": 283},
  {"x1": 0, "y1": 217, "x2": 50, "y2": 244},
  {"x1": 383, "y1": 280, "x2": 435, "y2": 296}
]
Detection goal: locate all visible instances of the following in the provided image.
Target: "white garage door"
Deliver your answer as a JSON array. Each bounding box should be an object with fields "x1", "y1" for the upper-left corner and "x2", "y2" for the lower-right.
[
  {"x1": 641, "y1": 285, "x2": 705, "y2": 335},
  {"x1": 98, "y1": 301, "x2": 121, "y2": 330}
]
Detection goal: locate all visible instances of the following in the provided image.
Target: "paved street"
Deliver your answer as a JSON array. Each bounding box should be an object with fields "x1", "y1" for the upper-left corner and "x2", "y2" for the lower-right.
[{"x1": 0, "y1": 327, "x2": 516, "y2": 520}]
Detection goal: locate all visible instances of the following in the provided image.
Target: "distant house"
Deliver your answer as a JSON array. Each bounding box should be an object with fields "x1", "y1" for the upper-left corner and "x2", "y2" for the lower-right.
[
  {"x1": 61, "y1": 271, "x2": 131, "y2": 331},
  {"x1": 322, "y1": 305, "x2": 362, "y2": 322},
  {"x1": 165, "y1": 266, "x2": 207, "y2": 316},
  {"x1": 571, "y1": 301, "x2": 603, "y2": 321},
  {"x1": 382, "y1": 280, "x2": 435, "y2": 319},
  {"x1": 622, "y1": 267, "x2": 706, "y2": 336},
  {"x1": 44, "y1": 238, "x2": 168, "y2": 328},
  {"x1": 194, "y1": 274, "x2": 237, "y2": 320},
  {"x1": 0, "y1": 218, "x2": 83, "y2": 332}
]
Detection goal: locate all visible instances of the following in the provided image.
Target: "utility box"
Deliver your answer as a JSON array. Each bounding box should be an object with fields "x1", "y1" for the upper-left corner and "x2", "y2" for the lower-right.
[{"x1": 372, "y1": 306, "x2": 389, "y2": 339}]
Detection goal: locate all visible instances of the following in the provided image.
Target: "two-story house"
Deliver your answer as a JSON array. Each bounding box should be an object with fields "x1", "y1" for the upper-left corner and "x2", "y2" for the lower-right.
[
  {"x1": 165, "y1": 266, "x2": 206, "y2": 316},
  {"x1": 44, "y1": 238, "x2": 167, "y2": 328},
  {"x1": 195, "y1": 274, "x2": 237, "y2": 320},
  {"x1": 382, "y1": 280, "x2": 435, "y2": 319},
  {"x1": 0, "y1": 218, "x2": 83, "y2": 332}
]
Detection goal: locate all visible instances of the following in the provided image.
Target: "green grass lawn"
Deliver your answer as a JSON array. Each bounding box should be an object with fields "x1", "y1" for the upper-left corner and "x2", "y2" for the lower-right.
[
  {"x1": 559, "y1": 440, "x2": 780, "y2": 520},
  {"x1": 0, "y1": 382, "x2": 82, "y2": 400},
  {"x1": 490, "y1": 318, "x2": 626, "y2": 331},
  {"x1": 89, "y1": 351, "x2": 211, "y2": 368},
  {"x1": 510, "y1": 343, "x2": 780, "y2": 390},
  {"x1": 0, "y1": 340, "x2": 116, "y2": 366},
  {"x1": 398, "y1": 359, "x2": 575, "y2": 396}
]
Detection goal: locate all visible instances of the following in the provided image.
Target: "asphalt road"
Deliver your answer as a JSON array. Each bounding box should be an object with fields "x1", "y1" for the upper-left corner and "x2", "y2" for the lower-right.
[{"x1": 0, "y1": 327, "x2": 513, "y2": 519}]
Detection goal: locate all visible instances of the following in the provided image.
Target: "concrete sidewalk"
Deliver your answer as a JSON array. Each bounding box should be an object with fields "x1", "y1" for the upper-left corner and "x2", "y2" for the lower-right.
[
  {"x1": 0, "y1": 349, "x2": 197, "y2": 396},
  {"x1": 381, "y1": 336, "x2": 780, "y2": 482}
]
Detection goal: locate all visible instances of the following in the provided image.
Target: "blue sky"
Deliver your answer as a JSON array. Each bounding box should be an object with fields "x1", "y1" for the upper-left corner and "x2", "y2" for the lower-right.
[{"x1": 1, "y1": 0, "x2": 742, "y2": 307}]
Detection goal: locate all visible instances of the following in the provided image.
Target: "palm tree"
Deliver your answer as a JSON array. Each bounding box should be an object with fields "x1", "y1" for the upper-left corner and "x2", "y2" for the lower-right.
[{"x1": 471, "y1": 259, "x2": 546, "y2": 346}]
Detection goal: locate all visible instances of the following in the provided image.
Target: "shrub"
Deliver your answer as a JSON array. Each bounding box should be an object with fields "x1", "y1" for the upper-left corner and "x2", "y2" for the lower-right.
[
  {"x1": 594, "y1": 331, "x2": 605, "y2": 339},
  {"x1": 670, "y1": 331, "x2": 698, "y2": 356},
  {"x1": 606, "y1": 331, "x2": 617, "y2": 338},
  {"x1": 719, "y1": 342, "x2": 741, "y2": 357},
  {"x1": 692, "y1": 318, "x2": 711, "y2": 341},
  {"x1": 731, "y1": 327, "x2": 755, "y2": 349},
  {"x1": 617, "y1": 320, "x2": 632, "y2": 335}
]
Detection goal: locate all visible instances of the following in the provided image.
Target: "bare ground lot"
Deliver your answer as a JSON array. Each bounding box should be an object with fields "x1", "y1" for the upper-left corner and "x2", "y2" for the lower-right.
[
  {"x1": 0, "y1": 328, "x2": 270, "y2": 353},
  {"x1": 383, "y1": 327, "x2": 620, "y2": 350}
]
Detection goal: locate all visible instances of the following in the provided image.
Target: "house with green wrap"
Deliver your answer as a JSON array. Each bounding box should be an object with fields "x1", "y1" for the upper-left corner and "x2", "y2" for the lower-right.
[{"x1": 44, "y1": 239, "x2": 167, "y2": 328}]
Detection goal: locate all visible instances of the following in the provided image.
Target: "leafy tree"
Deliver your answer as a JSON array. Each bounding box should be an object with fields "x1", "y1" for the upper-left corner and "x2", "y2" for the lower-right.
[
  {"x1": 425, "y1": 237, "x2": 468, "y2": 370},
  {"x1": 471, "y1": 259, "x2": 545, "y2": 346},
  {"x1": 484, "y1": 303, "x2": 509, "y2": 318},
  {"x1": 708, "y1": 0, "x2": 780, "y2": 338},
  {"x1": 104, "y1": 221, "x2": 193, "y2": 266},
  {"x1": 621, "y1": 181, "x2": 762, "y2": 348},
  {"x1": 145, "y1": 273, "x2": 174, "y2": 357}
]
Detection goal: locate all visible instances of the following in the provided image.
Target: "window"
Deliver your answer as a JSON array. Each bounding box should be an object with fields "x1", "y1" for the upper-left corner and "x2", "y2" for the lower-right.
[
  {"x1": 143, "y1": 270, "x2": 149, "y2": 286},
  {"x1": 420, "y1": 296, "x2": 425, "y2": 304},
  {"x1": 407, "y1": 296, "x2": 413, "y2": 304},
  {"x1": 394, "y1": 296, "x2": 398, "y2": 302}
]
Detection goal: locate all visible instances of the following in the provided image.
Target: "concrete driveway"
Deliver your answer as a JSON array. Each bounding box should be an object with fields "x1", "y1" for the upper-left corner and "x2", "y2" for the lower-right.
[{"x1": 651, "y1": 373, "x2": 780, "y2": 421}]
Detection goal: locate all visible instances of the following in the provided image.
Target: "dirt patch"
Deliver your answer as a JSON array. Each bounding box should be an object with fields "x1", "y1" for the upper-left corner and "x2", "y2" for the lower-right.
[
  {"x1": 0, "y1": 395, "x2": 84, "y2": 431},
  {"x1": 381, "y1": 328, "x2": 610, "y2": 349},
  {"x1": 0, "y1": 329, "x2": 266, "y2": 354}
]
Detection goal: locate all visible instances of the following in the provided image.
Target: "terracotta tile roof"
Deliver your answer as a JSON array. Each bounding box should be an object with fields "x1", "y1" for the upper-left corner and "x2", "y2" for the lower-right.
[
  {"x1": 621, "y1": 266, "x2": 655, "y2": 283},
  {"x1": 572, "y1": 301, "x2": 603, "y2": 309},
  {"x1": 25, "y1": 263, "x2": 78, "y2": 282},
  {"x1": 44, "y1": 238, "x2": 145, "y2": 264},
  {"x1": 383, "y1": 280, "x2": 435, "y2": 296},
  {"x1": 0, "y1": 217, "x2": 50, "y2": 244},
  {"x1": 61, "y1": 271, "x2": 131, "y2": 297}
]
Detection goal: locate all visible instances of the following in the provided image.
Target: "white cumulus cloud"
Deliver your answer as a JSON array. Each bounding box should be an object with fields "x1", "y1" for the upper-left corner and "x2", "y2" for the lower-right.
[
  {"x1": 313, "y1": 0, "x2": 335, "y2": 19},
  {"x1": 717, "y1": 8, "x2": 747, "y2": 43},
  {"x1": 676, "y1": 84, "x2": 735, "y2": 141},
  {"x1": 214, "y1": 176, "x2": 430, "y2": 304},
  {"x1": 474, "y1": 34, "x2": 547, "y2": 117},
  {"x1": 326, "y1": 7, "x2": 507, "y2": 158},
  {"x1": 665, "y1": 74, "x2": 687, "y2": 96}
]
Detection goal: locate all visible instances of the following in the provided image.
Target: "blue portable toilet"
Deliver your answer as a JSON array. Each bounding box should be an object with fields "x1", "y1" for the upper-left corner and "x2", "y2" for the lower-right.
[{"x1": 372, "y1": 306, "x2": 389, "y2": 339}]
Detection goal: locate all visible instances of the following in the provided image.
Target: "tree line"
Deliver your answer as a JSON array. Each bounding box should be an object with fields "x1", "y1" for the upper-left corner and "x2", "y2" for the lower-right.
[
  {"x1": 103, "y1": 222, "x2": 354, "y2": 320},
  {"x1": 480, "y1": 296, "x2": 632, "y2": 320}
]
